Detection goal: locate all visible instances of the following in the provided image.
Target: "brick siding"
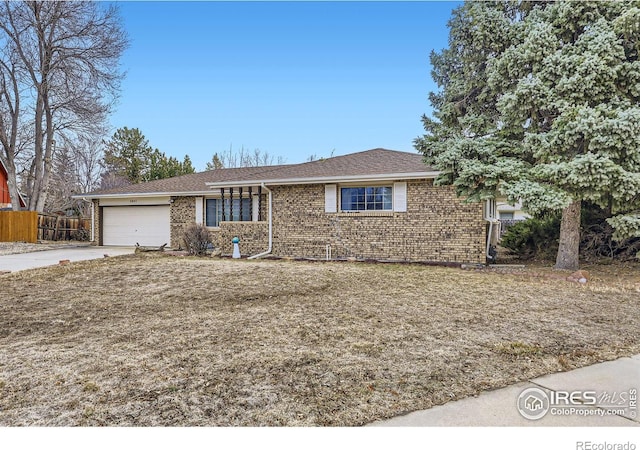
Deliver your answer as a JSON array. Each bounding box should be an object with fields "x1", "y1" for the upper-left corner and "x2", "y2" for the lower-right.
[
  {"x1": 271, "y1": 180, "x2": 485, "y2": 263},
  {"x1": 102, "y1": 181, "x2": 485, "y2": 263},
  {"x1": 92, "y1": 199, "x2": 101, "y2": 245},
  {"x1": 168, "y1": 196, "x2": 269, "y2": 255},
  {"x1": 218, "y1": 222, "x2": 269, "y2": 256},
  {"x1": 169, "y1": 196, "x2": 197, "y2": 249}
]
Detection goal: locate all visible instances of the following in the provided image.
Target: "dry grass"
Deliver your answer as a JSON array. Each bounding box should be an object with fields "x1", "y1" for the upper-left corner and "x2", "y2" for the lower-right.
[{"x1": 0, "y1": 254, "x2": 639, "y2": 426}]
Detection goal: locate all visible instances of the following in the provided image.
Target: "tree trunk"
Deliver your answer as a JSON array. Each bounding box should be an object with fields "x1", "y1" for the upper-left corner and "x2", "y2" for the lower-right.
[
  {"x1": 29, "y1": 90, "x2": 45, "y2": 211},
  {"x1": 555, "y1": 200, "x2": 581, "y2": 270},
  {"x1": 5, "y1": 160, "x2": 22, "y2": 211},
  {"x1": 35, "y1": 99, "x2": 55, "y2": 213}
]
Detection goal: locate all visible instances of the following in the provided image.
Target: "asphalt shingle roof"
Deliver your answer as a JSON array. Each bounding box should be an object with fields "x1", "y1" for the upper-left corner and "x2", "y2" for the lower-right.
[{"x1": 83, "y1": 148, "x2": 434, "y2": 197}]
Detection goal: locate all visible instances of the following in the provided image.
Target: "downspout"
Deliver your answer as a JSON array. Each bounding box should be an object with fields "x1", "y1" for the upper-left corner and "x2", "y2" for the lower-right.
[
  {"x1": 90, "y1": 199, "x2": 95, "y2": 243},
  {"x1": 248, "y1": 183, "x2": 272, "y2": 259},
  {"x1": 485, "y1": 219, "x2": 500, "y2": 256},
  {"x1": 484, "y1": 199, "x2": 499, "y2": 263}
]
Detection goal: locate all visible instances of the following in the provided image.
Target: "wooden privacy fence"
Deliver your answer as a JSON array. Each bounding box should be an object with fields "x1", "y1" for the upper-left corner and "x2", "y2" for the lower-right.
[
  {"x1": 37, "y1": 213, "x2": 90, "y2": 241},
  {"x1": 0, "y1": 211, "x2": 38, "y2": 243},
  {"x1": 0, "y1": 211, "x2": 90, "y2": 243}
]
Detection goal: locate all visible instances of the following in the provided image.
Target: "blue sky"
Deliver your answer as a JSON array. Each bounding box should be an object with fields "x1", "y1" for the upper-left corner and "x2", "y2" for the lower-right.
[{"x1": 110, "y1": 1, "x2": 459, "y2": 171}]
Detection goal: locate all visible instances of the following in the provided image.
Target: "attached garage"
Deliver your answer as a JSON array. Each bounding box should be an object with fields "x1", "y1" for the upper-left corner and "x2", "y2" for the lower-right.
[{"x1": 102, "y1": 204, "x2": 170, "y2": 247}]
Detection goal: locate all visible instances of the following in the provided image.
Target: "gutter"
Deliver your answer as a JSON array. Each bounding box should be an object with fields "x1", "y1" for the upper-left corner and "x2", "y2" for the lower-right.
[
  {"x1": 205, "y1": 171, "x2": 439, "y2": 189},
  {"x1": 484, "y1": 199, "x2": 500, "y2": 263},
  {"x1": 248, "y1": 183, "x2": 273, "y2": 260},
  {"x1": 73, "y1": 172, "x2": 440, "y2": 200},
  {"x1": 485, "y1": 218, "x2": 500, "y2": 260},
  {"x1": 71, "y1": 190, "x2": 215, "y2": 200},
  {"x1": 89, "y1": 198, "x2": 95, "y2": 242}
]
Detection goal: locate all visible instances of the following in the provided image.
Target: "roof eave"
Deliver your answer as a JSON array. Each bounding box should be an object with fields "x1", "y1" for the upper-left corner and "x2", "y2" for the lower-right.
[
  {"x1": 205, "y1": 171, "x2": 440, "y2": 188},
  {"x1": 71, "y1": 190, "x2": 215, "y2": 200},
  {"x1": 72, "y1": 171, "x2": 440, "y2": 199}
]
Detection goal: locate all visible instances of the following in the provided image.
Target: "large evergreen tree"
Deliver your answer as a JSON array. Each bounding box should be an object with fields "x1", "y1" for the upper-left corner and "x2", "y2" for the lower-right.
[
  {"x1": 101, "y1": 127, "x2": 196, "y2": 185},
  {"x1": 102, "y1": 127, "x2": 151, "y2": 184},
  {"x1": 147, "y1": 150, "x2": 195, "y2": 180},
  {"x1": 205, "y1": 153, "x2": 224, "y2": 170},
  {"x1": 416, "y1": 1, "x2": 640, "y2": 269}
]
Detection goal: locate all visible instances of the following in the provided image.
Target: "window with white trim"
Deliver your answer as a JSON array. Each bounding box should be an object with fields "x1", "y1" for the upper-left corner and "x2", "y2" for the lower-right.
[
  {"x1": 499, "y1": 211, "x2": 514, "y2": 220},
  {"x1": 205, "y1": 198, "x2": 251, "y2": 227},
  {"x1": 340, "y1": 186, "x2": 393, "y2": 211}
]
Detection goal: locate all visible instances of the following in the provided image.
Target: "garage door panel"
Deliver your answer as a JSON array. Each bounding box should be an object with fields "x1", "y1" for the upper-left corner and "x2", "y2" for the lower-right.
[{"x1": 103, "y1": 205, "x2": 170, "y2": 247}]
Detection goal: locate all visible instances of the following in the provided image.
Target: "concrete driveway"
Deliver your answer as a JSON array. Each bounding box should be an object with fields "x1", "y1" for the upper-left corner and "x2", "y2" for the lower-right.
[{"x1": 0, "y1": 246, "x2": 135, "y2": 273}]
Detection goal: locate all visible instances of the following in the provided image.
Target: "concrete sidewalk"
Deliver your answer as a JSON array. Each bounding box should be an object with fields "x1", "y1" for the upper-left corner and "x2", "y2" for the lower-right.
[
  {"x1": 369, "y1": 355, "x2": 640, "y2": 426},
  {"x1": 0, "y1": 246, "x2": 135, "y2": 272}
]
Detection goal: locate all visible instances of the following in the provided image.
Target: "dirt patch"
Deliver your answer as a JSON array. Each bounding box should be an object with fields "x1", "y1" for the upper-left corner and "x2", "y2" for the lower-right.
[{"x1": 0, "y1": 254, "x2": 638, "y2": 426}]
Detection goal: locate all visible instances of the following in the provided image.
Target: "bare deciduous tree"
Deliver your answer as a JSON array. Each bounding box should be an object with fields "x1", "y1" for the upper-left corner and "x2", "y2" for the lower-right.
[
  {"x1": 98, "y1": 171, "x2": 131, "y2": 191},
  {"x1": 207, "y1": 145, "x2": 286, "y2": 170},
  {"x1": 70, "y1": 134, "x2": 104, "y2": 196},
  {"x1": 44, "y1": 132, "x2": 105, "y2": 215},
  {"x1": 0, "y1": 41, "x2": 25, "y2": 210},
  {"x1": 44, "y1": 143, "x2": 76, "y2": 213},
  {"x1": 0, "y1": 1, "x2": 128, "y2": 211}
]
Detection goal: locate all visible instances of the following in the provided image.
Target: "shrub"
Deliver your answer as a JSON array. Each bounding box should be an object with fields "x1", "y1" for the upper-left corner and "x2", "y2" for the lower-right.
[
  {"x1": 580, "y1": 204, "x2": 640, "y2": 261},
  {"x1": 183, "y1": 223, "x2": 211, "y2": 256},
  {"x1": 500, "y1": 203, "x2": 640, "y2": 261},
  {"x1": 500, "y1": 214, "x2": 560, "y2": 260},
  {"x1": 72, "y1": 227, "x2": 91, "y2": 242}
]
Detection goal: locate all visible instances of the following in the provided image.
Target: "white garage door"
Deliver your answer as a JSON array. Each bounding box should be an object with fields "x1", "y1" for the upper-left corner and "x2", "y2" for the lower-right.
[{"x1": 103, "y1": 205, "x2": 170, "y2": 247}]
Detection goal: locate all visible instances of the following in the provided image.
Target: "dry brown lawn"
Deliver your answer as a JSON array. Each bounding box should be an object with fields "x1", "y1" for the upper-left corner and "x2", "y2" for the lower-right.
[{"x1": 0, "y1": 254, "x2": 639, "y2": 426}]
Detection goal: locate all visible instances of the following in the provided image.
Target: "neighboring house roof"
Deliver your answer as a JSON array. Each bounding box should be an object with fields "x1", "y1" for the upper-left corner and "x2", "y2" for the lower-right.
[{"x1": 79, "y1": 148, "x2": 437, "y2": 198}]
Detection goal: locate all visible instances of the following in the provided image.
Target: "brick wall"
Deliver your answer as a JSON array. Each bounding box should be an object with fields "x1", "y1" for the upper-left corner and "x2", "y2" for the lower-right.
[
  {"x1": 169, "y1": 196, "x2": 196, "y2": 249},
  {"x1": 218, "y1": 221, "x2": 269, "y2": 256},
  {"x1": 93, "y1": 199, "x2": 101, "y2": 245},
  {"x1": 270, "y1": 180, "x2": 486, "y2": 263},
  {"x1": 169, "y1": 196, "x2": 269, "y2": 254},
  {"x1": 98, "y1": 181, "x2": 485, "y2": 262}
]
